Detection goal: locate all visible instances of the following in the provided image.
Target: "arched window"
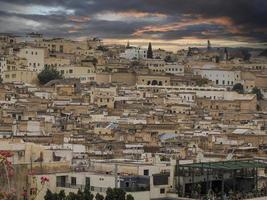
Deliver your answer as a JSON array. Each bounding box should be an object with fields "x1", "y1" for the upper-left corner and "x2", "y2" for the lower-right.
[{"x1": 151, "y1": 80, "x2": 158, "y2": 85}]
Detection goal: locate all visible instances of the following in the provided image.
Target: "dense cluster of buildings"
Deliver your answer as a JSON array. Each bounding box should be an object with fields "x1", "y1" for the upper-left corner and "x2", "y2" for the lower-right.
[{"x1": 1, "y1": 33, "x2": 267, "y2": 200}]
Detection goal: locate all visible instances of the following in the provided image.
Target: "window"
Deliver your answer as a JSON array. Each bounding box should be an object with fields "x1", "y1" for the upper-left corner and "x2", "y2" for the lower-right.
[
  {"x1": 144, "y1": 169, "x2": 149, "y2": 176},
  {"x1": 71, "y1": 177, "x2": 76, "y2": 186},
  {"x1": 125, "y1": 182, "x2": 129, "y2": 187},
  {"x1": 12, "y1": 74, "x2": 16, "y2": 78},
  {"x1": 160, "y1": 188, "x2": 165, "y2": 194},
  {"x1": 216, "y1": 80, "x2": 219, "y2": 84},
  {"x1": 85, "y1": 177, "x2": 90, "y2": 187},
  {"x1": 69, "y1": 69, "x2": 73, "y2": 73},
  {"x1": 60, "y1": 45, "x2": 64, "y2": 53}
]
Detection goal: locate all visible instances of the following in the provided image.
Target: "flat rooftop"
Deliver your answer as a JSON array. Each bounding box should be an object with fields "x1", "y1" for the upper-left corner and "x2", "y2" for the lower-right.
[{"x1": 178, "y1": 159, "x2": 267, "y2": 170}]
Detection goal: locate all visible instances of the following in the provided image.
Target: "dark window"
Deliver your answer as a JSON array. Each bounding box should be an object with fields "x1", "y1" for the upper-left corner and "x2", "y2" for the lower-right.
[
  {"x1": 71, "y1": 177, "x2": 76, "y2": 186},
  {"x1": 85, "y1": 177, "x2": 90, "y2": 187},
  {"x1": 56, "y1": 176, "x2": 66, "y2": 187},
  {"x1": 153, "y1": 173, "x2": 169, "y2": 185},
  {"x1": 60, "y1": 45, "x2": 64, "y2": 53},
  {"x1": 144, "y1": 169, "x2": 149, "y2": 176},
  {"x1": 125, "y1": 182, "x2": 129, "y2": 187},
  {"x1": 160, "y1": 188, "x2": 165, "y2": 194}
]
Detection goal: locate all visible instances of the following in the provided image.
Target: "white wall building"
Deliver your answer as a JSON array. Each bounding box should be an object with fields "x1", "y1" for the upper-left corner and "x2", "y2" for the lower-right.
[
  {"x1": 17, "y1": 47, "x2": 45, "y2": 72},
  {"x1": 120, "y1": 47, "x2": 147, "y2": 60},
  {"x1": 193, "y1": 67, "x2": 241, "y2": 87}
]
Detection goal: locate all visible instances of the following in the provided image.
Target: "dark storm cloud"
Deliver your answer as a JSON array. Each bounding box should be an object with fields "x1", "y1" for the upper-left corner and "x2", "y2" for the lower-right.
[{"x1": 0, "y1": 0, "x2": 266, "y2": 43}]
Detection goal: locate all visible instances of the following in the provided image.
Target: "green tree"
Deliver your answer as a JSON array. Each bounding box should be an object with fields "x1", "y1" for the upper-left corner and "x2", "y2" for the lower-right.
[
  {"x1": 76, "y1": 189, "x2": 84, "y2": 200},
  {"x1": 105, "y1": 188, "x2": 114, "y2": 200},
  {"x1": 232, "y1": 83, "x2": 244, "y2": 94},
  {"x1": 58, "y1": 190, "x2": 66, "y2": 200},
  {"x1": 105, "y1": 188, "x2": 126, "y2": 200},
  {"x1": 147, "y1": 42, "x2": 153, "y2": 59},
  {"x1": 196, "y1": 78, "x2": 209, "y2": 86},
  {"x1": 66, "y1": 192, "x2": 77, "y2": 200},
  {"x1": 130, "y1": 60, "x2": 140, "y2": 67},
  {"x1": 38, "y1": 66, "x2": 62, "y2": 85},
  {"x1": 96, "y1": 46, "x2": 108, "y2": 52},
  {"x1": 113, "y1": 188, "x2": 126, "y2": 200},
  {"x1": 83, "y1": 184, "x2": 94, "y2": 200},
  {"x1": 126, "y1": 194, "x2": 134, "y2": 200},
  {"x1": 251, "y1": 87, "x2": 263, "y2": 100},
  {"x1": 95, "y1": 193, "x2": 104, "y2": 200},
  {"x1": 164, "y1": 55, "x2": 172, "y2": 63},
  {"x1": 44, "y1": 189, "x2": 55, "y2": 200}
]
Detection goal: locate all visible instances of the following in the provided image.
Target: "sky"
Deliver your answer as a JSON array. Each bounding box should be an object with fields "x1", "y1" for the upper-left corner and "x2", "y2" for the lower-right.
[{"x1": 0, "y1": 0, "x2": 266, "y2": 51}]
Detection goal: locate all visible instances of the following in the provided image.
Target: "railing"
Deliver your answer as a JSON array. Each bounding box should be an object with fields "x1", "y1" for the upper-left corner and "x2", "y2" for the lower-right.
[
  {"x1": 56, "y1": 183, "x2": 150, "y2": 193},
  {"x1": 56, "y1": 182, "x2": 85, "y2": 190}
]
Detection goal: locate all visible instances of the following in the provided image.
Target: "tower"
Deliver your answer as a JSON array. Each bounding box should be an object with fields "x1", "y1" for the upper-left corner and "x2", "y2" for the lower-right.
[
  {"x1": 207, "y1": 40, "x2": 211, "y2": 51},
  {"x1": 224, "y1": 48, "x2": 229, "y2": 61},
  {"x1": 126, "y1": 40, "x2": 130, "y2": 49}
]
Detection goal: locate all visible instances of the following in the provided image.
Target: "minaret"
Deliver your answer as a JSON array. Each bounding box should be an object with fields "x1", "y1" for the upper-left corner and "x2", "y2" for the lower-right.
[
  {"x1": 207, "y1": 40, "x2": 211, "y2": 51},
  {"x1": 224, "y1": 48, "x2": 229, "y2": 61},
  {"x1": 126, "y1": 41, "x2": 130, "y2": 49}
]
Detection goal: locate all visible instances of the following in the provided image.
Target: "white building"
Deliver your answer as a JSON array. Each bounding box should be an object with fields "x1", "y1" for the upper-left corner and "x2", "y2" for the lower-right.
[
  {"x1": 193, "y1": 66, "x2": 241, "y2": 87},
  {"x1": 17, "y1": 47, "x2": 45, "y2": 72},
  {"x1": 120, "y1": 47, "x2": 147, "y2": 60}
]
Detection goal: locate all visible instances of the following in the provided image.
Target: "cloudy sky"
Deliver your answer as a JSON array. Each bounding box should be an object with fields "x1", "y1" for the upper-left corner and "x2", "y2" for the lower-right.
[{"x1": 0, "y1": 0, "x2": 266, "y2": 50}]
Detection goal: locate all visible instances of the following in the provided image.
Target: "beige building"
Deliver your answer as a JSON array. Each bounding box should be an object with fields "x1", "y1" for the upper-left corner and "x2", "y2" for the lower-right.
[
  {"x1": 45, "y1": 56, "x2": 71, "y2": 68},
  {"x1": 57, "y1": 65, "x2": 96, "y2": 83},
  {"x1": 137, "y1": 74, "x2": 171, "y2": 86},
  {"x1": 37, "y1": 38, "x2": 87, "y2": 54},
  {"x1": 2, "y1": 70, "x2": 38, "y2": 84},
  {"x1": 91, "y1": 87, "x2": 117, "y2": 109},
  {"x1": 17, "y1": 47, "x2": 46, "y2": 72}
]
